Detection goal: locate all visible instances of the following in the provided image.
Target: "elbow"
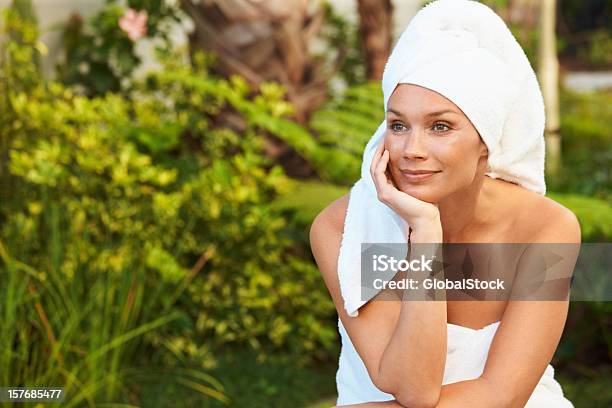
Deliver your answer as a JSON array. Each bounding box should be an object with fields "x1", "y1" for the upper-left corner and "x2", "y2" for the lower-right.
[
  {"x1": 373, "y1": 360, "x2": 442, "y2": 408},
  {"x1": 395, "y1": 389, "x2": 440, "y2": 408},
  {"x1": 374, "y1": 377, "x2": 440, "y2": 408}
]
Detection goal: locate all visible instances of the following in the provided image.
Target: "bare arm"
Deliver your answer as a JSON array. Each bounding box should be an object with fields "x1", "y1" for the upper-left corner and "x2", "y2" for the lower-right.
[
  {"x1": 374, "y1": 227, "x2": 447, "y2": 406},
  {"x1": 336, "y1": 205, "x2": 581, "y2": 408},
  {"x1": 310, "y1": 194, "x2": 446, "y2": 408},
  {"x1": 317, "y1": 141, "x2": 449, "y2": 407},
  {"x1": 446, "y1": 209, "x2": 580, "y2": 408}
]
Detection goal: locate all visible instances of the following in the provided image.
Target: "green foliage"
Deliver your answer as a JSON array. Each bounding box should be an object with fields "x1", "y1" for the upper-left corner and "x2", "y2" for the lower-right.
[
  {"x1": 0, "y1": 10, "x2": 227, "y2": 405},
  {"x1": 0, "y1": 10, "x2": 336, "y2": 404},
  {"x1": 8, "y1": 0, "x2": 42, "y2": 71},
  {"x1": 153, "y1": 61, "x2": 359, "y2": 186},
  {"x1": 548, "y1": 193, "x2": 612, "y2": 241},
  {"x1": 583, "y1": 29, "x2": 612, "y2": 66},
  {"x1": 552, "y1": 89, "x2": 611, "y2": 199},
  {"x1": 555, "y1": 301, "x2": 612, "y2": 402},
  {"x1": 135, "y1": 350, "x2": 338, "y2": 408},
  {"x1": 274, "y1": 180, "x2": 348, "y2": 228},
  {"x1": 513, "y1": 24, "x2": 539, "y2": 70},
  {"x1": 557, "y1": 367, "x2": 612, "y2": 408},
  {"x1": 317, "y1": 0, "x2": 366, "y2": 86},
  {"x1": 558, "y1": 0, "x2": 612, "y2": 69},
  {"x1": 477, "y1": 0, "x2": 510, "y2": 13},
  {"x1": 309, "y1": 81, "x2": 383, "y2": 185},
  {"x1": 56, "y1": 0, "x2": 182, "y2": 96},
  {"x1": 0, "y1": 6, "x2": 41, "y2": 92}
]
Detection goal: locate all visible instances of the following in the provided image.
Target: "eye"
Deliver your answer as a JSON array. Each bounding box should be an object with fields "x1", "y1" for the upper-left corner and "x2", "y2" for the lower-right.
[
  {"x1": 389, "y1": 122, "x2": 408, "y2": 132},
  {"x1": 432, "y1": 123, "x2": 450, "y2": 132}
]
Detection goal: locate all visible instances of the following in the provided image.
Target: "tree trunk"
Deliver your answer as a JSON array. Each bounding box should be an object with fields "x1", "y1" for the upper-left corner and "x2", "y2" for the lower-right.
[
  {"x1": 357, "y1": 0, "x2": 393, "y2": 81},
  {"x1": 538, "y1": 0, "x2": 561, "y2": 178},
  {"x1": 179, "y1": 0, "x2": 335, "y2": 124}
]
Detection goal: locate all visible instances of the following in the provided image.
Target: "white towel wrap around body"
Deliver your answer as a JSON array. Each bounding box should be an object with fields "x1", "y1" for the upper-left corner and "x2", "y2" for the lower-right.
[{"x1": 336, "y1": 318, "x2": 574, "y2": 407}]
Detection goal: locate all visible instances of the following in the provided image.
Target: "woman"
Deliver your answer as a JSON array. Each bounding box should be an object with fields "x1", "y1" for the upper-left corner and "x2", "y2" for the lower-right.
[{"x1": 309, "y1": 1, "x2": 580, "y2": 407}]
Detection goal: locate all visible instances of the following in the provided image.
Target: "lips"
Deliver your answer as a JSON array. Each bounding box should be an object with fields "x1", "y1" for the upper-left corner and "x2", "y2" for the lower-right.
[
  {"x1": 400, "y1": 170, "x2": 441, "y2": 182},
  {"x1": 401, "y1": 170, "x2": 440, "y2": 175}
]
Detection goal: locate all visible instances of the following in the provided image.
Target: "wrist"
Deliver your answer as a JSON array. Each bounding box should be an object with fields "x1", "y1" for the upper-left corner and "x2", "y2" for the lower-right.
[
  {"x1": 409, "y1": 213, "x2": 442, "y2": 243},
  {"x1": 410, "y1": 230, "x2": 443, "y2": 245}
]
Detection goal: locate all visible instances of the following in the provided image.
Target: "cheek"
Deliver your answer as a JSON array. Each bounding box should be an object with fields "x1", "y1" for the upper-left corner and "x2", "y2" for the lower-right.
[
  {"x1": 438, "y1": 139, "x2": 480, "y2": 168},
  {"x1": 441, "y1": 150, "x2": 482, "y2": 190},
  {"x1": 383, "y1": 134, "x2": 402, "y2": 152}
]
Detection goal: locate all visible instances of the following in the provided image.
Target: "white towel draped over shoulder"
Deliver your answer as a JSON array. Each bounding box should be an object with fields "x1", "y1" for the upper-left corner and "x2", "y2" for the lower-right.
[
  {"x1": 337, "y1": 128, "x2": 410, "y2": 316},
  {"x1": 334, "y1": 0, "x2": 573, "y2": 406}
]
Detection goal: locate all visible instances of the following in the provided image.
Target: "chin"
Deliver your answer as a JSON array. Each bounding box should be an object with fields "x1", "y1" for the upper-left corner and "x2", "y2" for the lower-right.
[{"x1": 398, "y1": 184, "x2": 439, "y2": 203}]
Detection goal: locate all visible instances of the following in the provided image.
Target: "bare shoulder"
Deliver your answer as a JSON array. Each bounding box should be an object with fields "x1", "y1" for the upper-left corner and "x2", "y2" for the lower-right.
[
  {"x1": 514, "y1": 190, "x2": 581, "y2": 243},
  {"x1": 310, "y1": 193, "x2": 349, "y2": 234},
  {"x1": 308, "y1": 193, "x2": 349, "y2": 286}
]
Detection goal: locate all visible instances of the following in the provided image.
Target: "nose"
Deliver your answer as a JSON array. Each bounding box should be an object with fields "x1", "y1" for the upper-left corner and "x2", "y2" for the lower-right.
[{"x1": 402, "y1": 127, "x2": 428, "y2": 160}]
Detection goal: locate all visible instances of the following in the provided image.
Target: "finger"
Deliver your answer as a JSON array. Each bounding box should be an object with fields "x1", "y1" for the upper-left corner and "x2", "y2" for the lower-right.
[
  {"x1": 385, "y1": 166, "x2": 399, "y2": 190},
  {"x1": 370, "y1": 139, "x2": 385, "y2": 176},
  {"x1": 380, "y1": 149, "x2": 399, "y2": 190},
  {"x1": 373, "y1": 150, "x2": 392, "y2": 194},
  {"x1": 371, "y1": 149, "x2": 386, "y2": 190},
  {"x1": 375, "y1": 149, "x2": 390, "y2": 180}
]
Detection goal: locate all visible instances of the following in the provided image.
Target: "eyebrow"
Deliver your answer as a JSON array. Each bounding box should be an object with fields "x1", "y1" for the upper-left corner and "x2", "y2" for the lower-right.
[{"x1": 386, "y1": 108, "x2": 459, "y2": 118}]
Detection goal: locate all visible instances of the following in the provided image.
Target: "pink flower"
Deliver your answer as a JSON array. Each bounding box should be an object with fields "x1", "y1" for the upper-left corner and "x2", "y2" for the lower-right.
[{"x1": 119, "y1": 8, "x2": 148, "y2": 42}]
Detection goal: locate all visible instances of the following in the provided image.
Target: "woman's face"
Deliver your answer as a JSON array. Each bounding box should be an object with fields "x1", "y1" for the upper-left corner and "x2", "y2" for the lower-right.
[{"x1": 384, "y1": 83, "x2": 489, "y2": 203}]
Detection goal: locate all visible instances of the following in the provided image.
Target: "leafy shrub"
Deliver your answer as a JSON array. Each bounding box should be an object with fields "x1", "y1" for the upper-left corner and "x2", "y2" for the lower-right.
[
  {"x1": 584, "y1": 29, "x2": 612, "y2": 66},
  {"x1": 309, "y1": 81, "x2": 383, "y2": 185},
  {"x1": 553, "y1": 89, "x2": 611, "y2": 199},
  {"x1": 0, "y1": 9, "x2": 337, "y2": 405}
]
